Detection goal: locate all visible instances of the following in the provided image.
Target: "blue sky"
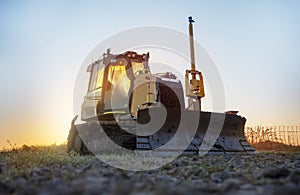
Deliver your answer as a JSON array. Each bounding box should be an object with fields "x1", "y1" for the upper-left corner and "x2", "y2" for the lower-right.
[{"x1": 0, "y1": 0, "x2": 299, "y2": 147}]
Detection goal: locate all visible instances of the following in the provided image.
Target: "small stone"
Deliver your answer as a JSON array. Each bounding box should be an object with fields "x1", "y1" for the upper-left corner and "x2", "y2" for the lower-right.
[
  {"x1": 192, "y1": 167, "x2": 209, "y2": 179},
  {"x1": 133, "y1": 181, "x2": 145, "y2": 189},
  {"x1": 31, "y1": 167, "x2": 51, "y2": 176},
  {"x1": 264, "y1": 167, "x2": 290, "y2": 178},
  {"x1": 253, "y1": 170, "x2": 263, "y2": 180},
  {"x1": 294, "y1": 160, "x2": 300, "y2": 168},
  {"x1": 155, "y1": 174, "x2": 179, "y2": 185},
  {"x1": 189, "y1": 179, "x2": 205, "y2": 186},
  {"x1": 222, "y1": 178, "x2": 241, "y2": 191},
  {"x1": 210, "y1": 172, "x2": 229, "y2": 183},
  {"x1": 240, "y1": 183, "x2": 255, "y2": 190}
]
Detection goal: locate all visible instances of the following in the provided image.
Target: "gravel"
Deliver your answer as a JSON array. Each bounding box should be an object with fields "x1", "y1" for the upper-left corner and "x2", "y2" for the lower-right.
[{"x1": 1, "y1": 149, "x2": 300, "y2": 195}]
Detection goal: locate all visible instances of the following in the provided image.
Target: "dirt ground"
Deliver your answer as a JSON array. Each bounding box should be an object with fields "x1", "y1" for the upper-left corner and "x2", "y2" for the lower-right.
[{"x1": 0, "y1": 145, "x2": 300, "y2": 195}]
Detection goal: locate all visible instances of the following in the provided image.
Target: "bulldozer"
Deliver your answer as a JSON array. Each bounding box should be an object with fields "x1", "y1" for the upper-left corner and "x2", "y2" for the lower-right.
[{"x1": 67, "y1": 17, "x2": 255, "y2": 155}]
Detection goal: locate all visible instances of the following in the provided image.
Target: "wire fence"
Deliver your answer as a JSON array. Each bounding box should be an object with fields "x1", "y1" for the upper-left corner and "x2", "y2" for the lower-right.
[{"x1": 245, "y1": 126, "x2": 300, "y2": 152}]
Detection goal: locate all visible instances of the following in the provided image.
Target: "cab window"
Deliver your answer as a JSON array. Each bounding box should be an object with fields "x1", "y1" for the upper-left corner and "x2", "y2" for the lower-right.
[
  {"x1": 89, "y1": 63, "x2": 99, "y2": 91},
  {"x1": 95, "y1": 67, "x2": 104, "y2": 89},
  {"x1": 131, "y1": 61, "x2": 145, "y2": 76}
]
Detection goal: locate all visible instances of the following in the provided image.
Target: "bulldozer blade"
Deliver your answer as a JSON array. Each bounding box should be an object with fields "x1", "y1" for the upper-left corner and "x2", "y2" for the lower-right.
[
  {"x1": 69, "y1": 107, "x2": 255, "y2": 155},
  {"x1": 136, "y1": 107, "x2": 255, "y2": 154}
]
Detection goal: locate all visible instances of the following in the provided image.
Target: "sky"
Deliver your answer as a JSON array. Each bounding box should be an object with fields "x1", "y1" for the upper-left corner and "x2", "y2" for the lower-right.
[{"x1": 0, "y1": 0, "x2": 299, "y2": 148}]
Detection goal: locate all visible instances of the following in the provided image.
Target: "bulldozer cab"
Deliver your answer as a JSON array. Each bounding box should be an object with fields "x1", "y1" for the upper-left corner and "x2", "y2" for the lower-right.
[{"x1": 81, "y1": 51, "x2": 149, "y2": 120}]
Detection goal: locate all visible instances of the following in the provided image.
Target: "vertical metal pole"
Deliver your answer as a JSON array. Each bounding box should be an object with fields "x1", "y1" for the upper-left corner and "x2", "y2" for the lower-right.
[
  {"x1": 188, "y1": 16, "x2": 196, "y2": 77},
  {"x1": 188, "y1": 16, "x2": 201, "y2": 110}
]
